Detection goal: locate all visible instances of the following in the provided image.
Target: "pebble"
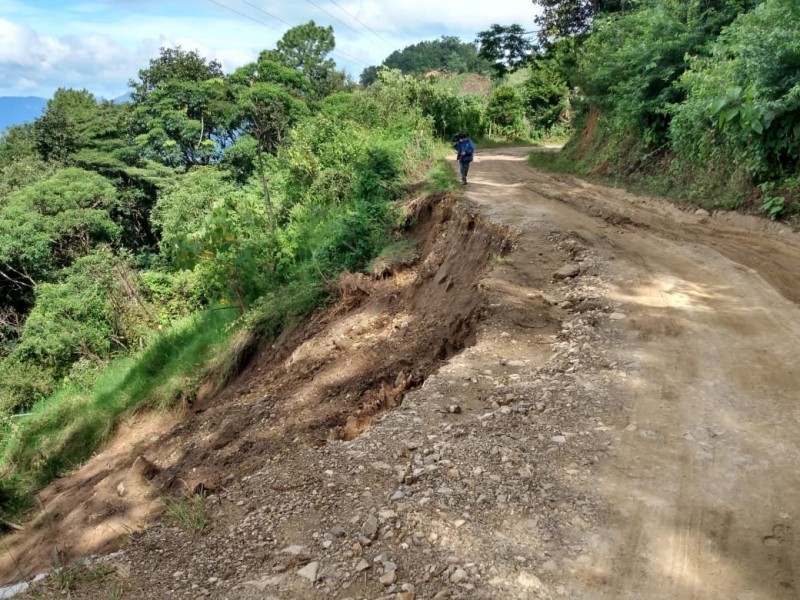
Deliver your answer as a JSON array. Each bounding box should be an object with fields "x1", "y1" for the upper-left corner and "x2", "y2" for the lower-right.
[
  {"x1": 609, "y1": 312, "x2": 627, "y2": 320},
  {"x1": 356, "y1": 559, "x2": 370, "y2": 572},
  {"x1": 554, "y1": 264, "x2": 580, "y2": 279},
  {"x1": 0, "y1": 582, "x2": 29, "y2": 599},
  {"x1": 380, "y1": 570, "x2": 397, "y2": 585},
  {"x1": 551, "y1": 435, "x2": 567, "y2": 444},
  {"x1": 297, "y1": 562, "x2": 319, "y2": 583},
  {"x1": 450, "y1": 568, "x2": 468, "y2": 584},
  {"x1": 362, "y1": 515, "x2": 379, "y2": 538},
  {"x1": 330, "y1": 526, "x2": 346, "y2": 537}
]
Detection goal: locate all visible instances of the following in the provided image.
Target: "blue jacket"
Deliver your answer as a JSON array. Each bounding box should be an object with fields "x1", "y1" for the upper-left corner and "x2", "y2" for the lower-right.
[{"x1": 457, "y1": 139, "x2": 474, "y2": 163}]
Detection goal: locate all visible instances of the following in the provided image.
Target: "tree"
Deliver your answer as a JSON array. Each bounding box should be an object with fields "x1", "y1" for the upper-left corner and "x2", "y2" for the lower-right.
[
  {"x1": 235, "y1": 83, "x2": 310, "y2": 227},
  {"x1": 532, "y1": 0, "x2": 630, "y2": 45},
  {"x1": 476, "y1": 25, "x2": 534, "y2": 77},
  {"x1": 486, "y1": 85, "x2": 525, "y2": 136},
  {"x1": 130, "y1": 46, "x2": 223, "y2": 103},
  {"x1": 360, "y1": 66, "x2": 380, "y2": 87},
  {"x1": 263, "y1": 21, "x2": 342, "y2": 99},
  {"x1": 523, "y1": 59, "x2": 570, "y2": 128},
  {"x1": 130, "y1": 48, "x2": 231, "y2": 169},
  {"x1": 382, "y1": 37, "x2": 490, "y2": 75},
  {"x1": 0, "y1": 168, "x2": 120, "y2": 316},
  {"x1": 0, "y1": 124, "x2": 54, "y2": 197}
]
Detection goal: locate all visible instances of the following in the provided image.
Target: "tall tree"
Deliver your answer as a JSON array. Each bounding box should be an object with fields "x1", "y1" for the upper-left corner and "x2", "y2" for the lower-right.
[
  {"x1": 532, "y1": 0, "x2": 630, "y2": 45},
  {"x1": 476, "y1": 25, "x2": 534, "y2": 77},
  {"x1": 130, "y1": 48, "x2": 230, "y2": 169},
  {"x1": 235, "y1": 83, "x2": 309, "y2": 228},
  {"x1": 130, "y1": 46, "x2": 223, "y2": 102},
  {"x1": 263, "y1": 21, "x2": 343, "y2": 99}
]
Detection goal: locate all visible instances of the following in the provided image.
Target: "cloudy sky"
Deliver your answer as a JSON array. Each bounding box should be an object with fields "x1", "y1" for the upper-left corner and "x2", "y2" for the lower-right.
[{"x1": 0, "y1": 0, "x2": 538, "y2": 99}]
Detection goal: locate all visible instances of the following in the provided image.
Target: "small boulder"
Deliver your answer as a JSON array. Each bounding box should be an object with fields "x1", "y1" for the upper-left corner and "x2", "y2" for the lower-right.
[{"x1": 554, "y1": 265, "x2": 580, "y2": 279}]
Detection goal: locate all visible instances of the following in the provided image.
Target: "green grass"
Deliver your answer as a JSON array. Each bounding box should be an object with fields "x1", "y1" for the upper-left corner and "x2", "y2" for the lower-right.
[
  {"x1": 418, "y1": 142, "x2": 463, "y2": 193},
  {"x1": 430, "y1": 73, "x2": 491, "y2": 97},
  {"x1": 162, "y1": 491, "x2": 210, "y2": 534},
  {"x1": 527, "y1": 147, "x2": 590, "y2": 175},
  {"x1": 475, "y1": 136, "x2": 534, "y2": 149},
  {"x1": 0, "y1": 308, "x2": 237, "y2": 519}
]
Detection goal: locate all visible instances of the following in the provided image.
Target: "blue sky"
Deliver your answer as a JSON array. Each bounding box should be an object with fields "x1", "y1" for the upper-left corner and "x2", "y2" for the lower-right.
[{"x1": 0, "y1": 0, "x2": 538, "y2": 98}]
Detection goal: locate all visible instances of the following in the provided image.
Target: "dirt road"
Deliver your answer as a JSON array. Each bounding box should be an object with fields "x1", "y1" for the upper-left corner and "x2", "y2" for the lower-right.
[
  {"x1": 467, "y1": 148, "x2": 800, "y2": 599},
  {"x1": 10, "y1": 147, "x2": 800, "y2": 599}
]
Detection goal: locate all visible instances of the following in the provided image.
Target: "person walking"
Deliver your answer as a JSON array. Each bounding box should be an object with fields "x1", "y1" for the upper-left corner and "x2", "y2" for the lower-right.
[{"x1": 456, "y1": 132, "x2": 475, "y2": 185}]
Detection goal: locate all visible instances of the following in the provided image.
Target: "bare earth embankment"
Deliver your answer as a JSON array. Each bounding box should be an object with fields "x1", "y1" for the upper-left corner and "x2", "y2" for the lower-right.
[{"x1": 7, "y1": 148, "x2": 800, "y2": 599}]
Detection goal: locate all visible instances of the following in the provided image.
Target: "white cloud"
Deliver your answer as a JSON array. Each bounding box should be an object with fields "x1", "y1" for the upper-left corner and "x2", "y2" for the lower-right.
[
  {"x1": 339, "y1": 0, "x2": 536, "y2": 34},
  {"x1": 0, "y1": 0, "x2": 539, "y2": 97}
]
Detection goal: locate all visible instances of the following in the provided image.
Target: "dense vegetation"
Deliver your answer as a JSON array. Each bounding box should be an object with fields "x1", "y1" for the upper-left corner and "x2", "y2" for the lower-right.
[
  {"x1": 528, "y1": 0, "x2": 800, "y2": 219},
  {"x1": 359, "y1": 27, "x2": 569, "y2": 142},
  {"x1": 360, "y1": 37, "x2": 492, "y2": 85},
  {"x1": 0, "y1": 23, "x2": 441, "y2": 518}
]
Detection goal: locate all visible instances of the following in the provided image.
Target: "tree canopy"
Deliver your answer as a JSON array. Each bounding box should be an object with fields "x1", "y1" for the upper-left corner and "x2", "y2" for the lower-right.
[
  {"x1": 476, "y1": 24, "x2": 535, "y2": 76},
  {"x1": 371, "y1": 36, "x2": 490, "y2": 80}
]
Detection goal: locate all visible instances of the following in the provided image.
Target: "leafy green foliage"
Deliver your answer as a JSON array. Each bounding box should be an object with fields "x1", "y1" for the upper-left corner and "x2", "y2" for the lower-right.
[
  {"x1": 476, "y1": 24, "x2": 534, "y2": 77},
  {"x1": 0, "y1": 167, "x2": 119, "y2": 309},
  {"x1": 0, "y1": 124, "x2": 55, "y2": 197},
  {"x1": 380, "y1": 36, "x2": 490, "y2": 76},
  {"x1": 0, "y1": 33, "x2": 442, "y2": 519},
  {"x1": 543, "y1": 0, "x2": 799, "y2": 212},
  {"x1": 486, "y1": 85, "x2": 526, "y2": 136},
  {"x1": 533, "y1": 0, "x2": 631, "y2": 45},
  {"x1": 263, "y1": 21, "x2": 346, "y2": 99},
  {"x1": 522, "y1": 59, "x2": 570, "y2": 129},
  {"x1": 671, "y1": 0, "x2": 800, "y2": 180},
  {"x1": 130, "y1": 46, "x2": 224, "y2": 103},
  {"x1": 0, "y1": 249, "x2": 154, "y2": 413}
]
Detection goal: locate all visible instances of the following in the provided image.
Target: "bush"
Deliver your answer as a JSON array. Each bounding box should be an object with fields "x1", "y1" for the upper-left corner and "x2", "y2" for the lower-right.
[
  {"x1": 486, "y1": 85, "x2": 526, "y2": 138},
  {"x1": 671, "y1": 0, "x2": 800, "y2": 182},
  {"x1": 522, "y1": 59, "x2": 570, "y2": 130}
]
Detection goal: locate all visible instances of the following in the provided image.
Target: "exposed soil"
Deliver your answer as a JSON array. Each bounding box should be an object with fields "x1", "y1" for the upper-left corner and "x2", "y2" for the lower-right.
[{"x1": 7, "y1": 148, "x2": 800, "y2": 600}]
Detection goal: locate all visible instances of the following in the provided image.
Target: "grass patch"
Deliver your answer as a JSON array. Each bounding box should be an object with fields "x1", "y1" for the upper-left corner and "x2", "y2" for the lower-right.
[
  {"x1": 475, "y1": 136, "x2": 533, "y2": 149},
  {"x1": 423, "y1": 156, "x2": 460, "y2": 193},
  {"x1": 162, "y1": 491, "x2": 210, "y2": 535},
  {"x1": 527, "y1": 148, "x2": 590, "y2": 176},
  {"x1": 0, "y1": 308, "x2": 237, "y2": 520}
]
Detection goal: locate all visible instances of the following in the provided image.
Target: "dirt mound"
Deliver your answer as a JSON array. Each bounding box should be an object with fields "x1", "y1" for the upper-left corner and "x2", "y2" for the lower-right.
[{"x1": 0, "y1": 192, "x2": 510, "y2": 584}]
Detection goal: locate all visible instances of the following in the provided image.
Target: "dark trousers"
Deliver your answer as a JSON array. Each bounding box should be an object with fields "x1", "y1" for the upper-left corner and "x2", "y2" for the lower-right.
[{"x1": 460, "y1": 160, "x2": 471, "y2": 182}]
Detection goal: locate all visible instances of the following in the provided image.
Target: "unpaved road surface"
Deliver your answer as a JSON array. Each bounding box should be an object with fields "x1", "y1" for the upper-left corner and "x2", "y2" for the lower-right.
[
  {"x1": 471, "y1": 148, "x2": 800, "y2": 599},
  {"x1": 11, "y1": 148, "x2": 800, "y2": 599}
]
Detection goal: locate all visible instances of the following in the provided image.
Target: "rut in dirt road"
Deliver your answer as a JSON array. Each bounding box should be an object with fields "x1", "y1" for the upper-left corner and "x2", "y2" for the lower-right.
[{"x1": 467, "y1": 148, "x2": 800, "y2": 599}]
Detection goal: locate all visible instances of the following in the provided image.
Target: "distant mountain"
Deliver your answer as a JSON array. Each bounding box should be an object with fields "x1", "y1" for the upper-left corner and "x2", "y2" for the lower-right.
[
  {"x1": 0, "y1": 96, "x2": 48, "y2": 133},
  {"x1": 0, "y1": 92, "x2": 131, "y2": 134}
]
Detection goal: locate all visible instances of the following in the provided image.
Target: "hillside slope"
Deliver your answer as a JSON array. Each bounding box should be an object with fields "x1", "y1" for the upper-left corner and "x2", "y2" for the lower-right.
[{"x1": 7, "y1": 149, "x2": 800, "y2": 599}]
